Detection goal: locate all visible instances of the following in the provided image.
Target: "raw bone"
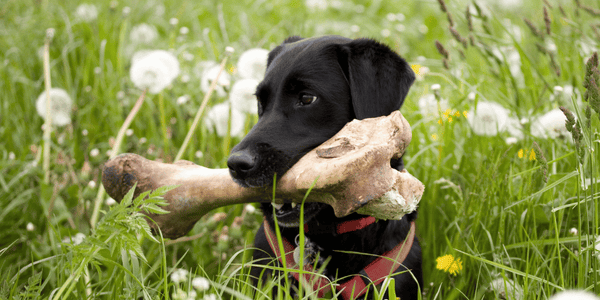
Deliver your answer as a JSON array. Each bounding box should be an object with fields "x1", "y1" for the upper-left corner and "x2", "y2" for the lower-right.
[{"x1": 101, "y1": 111, "x2": 424, "y2": 239}]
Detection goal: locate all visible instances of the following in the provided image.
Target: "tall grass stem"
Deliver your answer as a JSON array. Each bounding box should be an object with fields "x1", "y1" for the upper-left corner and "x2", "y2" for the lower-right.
[
  {"x1": 42, "y1": 29, "x2": 53, "y2": 183},
  {"x1": 90, "y1": 89, "x2": 148, "y2": 228},
  {"x1": 175, "y1": 50, "x2": 232, "y2": 162}
]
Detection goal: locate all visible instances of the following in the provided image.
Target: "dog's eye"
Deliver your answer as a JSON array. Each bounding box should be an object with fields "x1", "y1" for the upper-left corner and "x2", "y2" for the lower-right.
[{"x1": 299, "y1": 94, "x2": 317, "y2": 106}]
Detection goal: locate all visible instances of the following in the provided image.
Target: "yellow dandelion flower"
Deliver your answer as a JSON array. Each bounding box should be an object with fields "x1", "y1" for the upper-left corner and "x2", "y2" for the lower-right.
[
  {"x1": 229, "y1": 66, "x2": 237, "y2": 74},
  {"x1": 438, "y1": 118, "x2": 443, "y2": 125},
  {"x1": 518, "y1": 149, "x2": 524, "y2": 159},
  {"x1": 448, "y1": 116, "x2": 453, "y2": 123},
  {"x1": 529, "y1": 149, "x2": 536, "y2": 161},
  {"x1": 436, "y1": 254, "x2": 463, "y2": 275},
  {"x1": 463, "y1": 111, "x2": 468, "y2": 118},
  {"x1": 411, "y1": 64, "x2": 421, "y2": 76},
  {"x1": 454, "y1": 111, "x2": 461, "y2": 117},
  {"x1": 431, "y1": 134, "x2": 438, "y2": 140}
]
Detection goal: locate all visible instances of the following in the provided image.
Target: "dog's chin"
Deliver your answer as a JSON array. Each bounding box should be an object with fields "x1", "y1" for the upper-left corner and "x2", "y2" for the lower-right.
[{"x1": 270, "y1": 202, "x2": 327, "y2": 228}]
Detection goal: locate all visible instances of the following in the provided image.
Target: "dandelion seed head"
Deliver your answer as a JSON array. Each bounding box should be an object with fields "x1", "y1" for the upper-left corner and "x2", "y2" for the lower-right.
[
  {"x1": 201, "y1": 64, "x2": 231, "y2": 97},
  {"x1": 192, "y1": 276, "x2": 210, "y2": 291},
  {"x1": 237, "y1": 48, "x2": 268, "y2": 81},
  {"x1": 569, "y1": 228, "x2": 578, "y2": 235},
  {"x1": 88, "y1": 180, "x2": 96, "y2": 188},
  {"x1": 179, "y1": 26, "x2": 189, "y2": 35},
  {"x1": 203, "y1": 103, "x2": 246, "y2": 137},
  {"x1": 531, "y1": 108, "x2": 572, "y2": 140},
  {"x1": 90, "y1": 148, "x2": 100, "y2": 157},
  {"x1": 417, "y1": 94, "x2": 449, "y2": 118},
  {"x1": 75, "y1": 4, "x2": 98, "y2": 22},
  {"x1": 549, "y1": 290, "x2": 600, "y2": 300},
  {"x1": 26, "y1": 222, "x2": 35, "y2": 231},
  {"x1": 229, "y1": 79, "x2": 260, "y2": 114},
  {"x1": 130, "y1": 23, "x2": 158, "y2": 45},
  {"x1": 35, "y1": 88, "x2": 73, "y2": 127},
  {"x1": 122, "y1": 6, "x2": 131, "y2": 17},
  {"x1": 488, "y1": 278, "x2": 523, "y2": 300},
  {"x1": 169, "y1": 17, "x2": 179, "y2": 26},
  {"x1": 467, "y1": 101, "x2": 510, "y2": 136},
  {"x1": 177, "y1": 95, "x2": 191, "y2": 105},
  {"x1": 130, "y1": 50, "x2": 180, "y2": 94},
  {"x1": 170, "y1": 268, "x2": 188, "y2": 283},
  {"x1": 106, "y1": 197, "x2": 116, "y2": 206}
]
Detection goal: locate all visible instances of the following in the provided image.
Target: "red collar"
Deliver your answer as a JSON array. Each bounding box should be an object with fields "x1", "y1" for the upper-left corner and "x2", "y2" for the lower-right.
[
  {"x1": 263, "y1": 219, "x2": 416, "y2": 299},
  {"x1": 302, "y1": 215, "x2": 377, "y2": 235}
]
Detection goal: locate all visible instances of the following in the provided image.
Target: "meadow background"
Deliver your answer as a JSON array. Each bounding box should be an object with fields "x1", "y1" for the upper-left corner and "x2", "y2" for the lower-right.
[{"x1": 1, "y1": 0, "x2": 600, "y2": 299}]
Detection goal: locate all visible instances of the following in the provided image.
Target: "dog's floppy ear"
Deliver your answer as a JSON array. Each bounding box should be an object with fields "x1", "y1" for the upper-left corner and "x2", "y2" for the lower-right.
[
  {"x1": 336, "y1": 38, "x2": 415, "y2": 119},
  {"x1": 267, "y1": 36, "x2": 304, "y2": 67}
]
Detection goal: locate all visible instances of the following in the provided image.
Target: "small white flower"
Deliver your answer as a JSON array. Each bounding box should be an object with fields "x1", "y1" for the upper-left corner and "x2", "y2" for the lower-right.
[
  {"x1": 201, "y1": 64, "x2": 231, "y2": 97},
  {"x1": 386, "y1": 13, "x2": 397, "y2": 22},
  {"x1": 395, "y1": 24, "x2": 406, "y2": 32},
  {"x1": 229, "y1": 79, "x2": 259, "y2": 114},
  {"x1": 430, "y1": 84, "x2": 441, "y2": 91},
  {"x1": 195, "y1": 151, "x2": 203, "y2": 159},
  {"x1": 116, "y1": 91, "x2": 126, "y2": 99},
  {"x1": 88, "y1": 180, "x2": 97, "y2": 188},
  {"x1": 139, "y1": 137, "x2": 147, "y2": 144},
  {"x1": 35, "y1": 88, "x2": 73, "y2": 127},
  {"x1": 488, "y1": 278, "x2": 523, "y2": 300},
  {"x1": 126, "y1": 128, "x2": 134, "y2": 136},
  {"x1": 94, "y1": 67, "x2": 102, "y2": 74},
  {"x1": 305, "y1": 0, "x2": 328, "y2": 11},
  {"x1": 419, "y1": 24, "x2": 429, "y2": 34},
  {"x1": 179, "y1": 26, "x2": 189, "y2": 35},
  {"x1": 90, "y1": 148, "x2": 100, "y2": 157},
  {"x1": 595, "y1": 236, "x2": 600, "y2": 261},
  {"x1": 381, "y1": 29, "x2": 391, "y2": 37},
  {"x1": 106, "y1": 197, "x2": 117, "y2": 206},
  {"x1": 350, "y1": 25, "x2": 360, "y2": 33},
  {"x1": 130, "y1": 23, "x2": 158, "y2": 45},
  {"x1": 203, "y1": 294, "x2": 217, "y2": 300},
  {"x1": 237, "y1": 48, "x2": 269, "y2": 81},
  {"x1": 467, "y1": 92, "x2": 476, "y2": 101},
  {"x1": 82, "y1": 129, "x2": 89, "y2": 136},
  {"x1": 8, "y1": 152, "x2": 15, "y2": 160},
  {"x1": 244, "y1": 204, "x2": 256, "y2": 214},
  {"x1": 553, "y1": 86, "x2": 564, "y2": 93},
  {"x1": 182, "y1": 51, "x2": 194, "y2": 61},
  {"x1": 169, "y1": 18, "x2": 179, "y2": 26},
  {"x1": 170, "y1": 268, "x2": 189, "y2": 283},
  {"x1": 467, "y1": 101, "x2": 510, "y2": 136},
  {"x1": 181, "y1": 74, "x2": 190, "y2": 83},
  {"x1": 204, "y1": 103, "x2": 246, "y2": 137},
  {"x1": 192, "y1": 276, "x2": 210, "y2": 291},
  {"x1": 75, "y1": 4, "x2": 98, "y2": 22},
  {"x1": 26, "y1": 222, "x2": 35, "y2": 231},
  {"x1": 505, "y1": 117, "x2": 524, "y2": 140},
  {"x1": 396, "y1": 13, "x2": 406, "y2": 21},
  {"x1": 186, "y1": 290, "x2": 197, "y2": 300},
  {"x1": 177, "y1": 95, "x2": 191, "y2": 105},
  {"x1": 569, "y1": 227, "x2": 578, "y2": 235},
  {"x1": 62, "y1": 232, "x2": 86, "y2": 245},
  {"x1": 505, "y1": 137, "x2": 518, "y2": 145},
  {"x1": 531, "y1": 108, "x2": 572, "y2": 140},
  {"x1": 417, "y1": 94, "x2": 449, "y2": 118},
  {"x1": 130, "y1": 50, "x2": 180, "y2": 94},
  {"x1": 122, "y1": 6, "x2": 131, "y2": 17},
  {"x1": 225, "y1": 46, "x2": 235, "y2": 55},
  {"x1": 549, "y1": 290, "x2": 600, "y2": 300}
]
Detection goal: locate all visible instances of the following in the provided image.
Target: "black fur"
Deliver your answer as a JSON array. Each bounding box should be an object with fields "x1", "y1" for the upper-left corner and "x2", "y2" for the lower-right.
[{"x1": 227, "y1": 35, "x2": 421, "y2": 299}]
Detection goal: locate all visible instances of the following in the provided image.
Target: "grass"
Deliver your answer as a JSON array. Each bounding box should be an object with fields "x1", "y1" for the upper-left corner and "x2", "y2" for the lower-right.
[{"x1": 1, "y1": 0, "x2": 600, "y2": 299}]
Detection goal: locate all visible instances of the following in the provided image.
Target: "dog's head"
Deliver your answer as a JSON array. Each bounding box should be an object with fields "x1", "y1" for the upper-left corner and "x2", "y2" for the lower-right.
[{"x1": 227, "y1": 35, "x2": 415, "y2": 226}]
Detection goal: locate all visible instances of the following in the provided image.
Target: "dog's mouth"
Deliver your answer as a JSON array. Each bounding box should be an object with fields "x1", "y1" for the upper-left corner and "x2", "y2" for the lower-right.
[{"x1": 271, "y1": 202, "x2": 326, "y2": 227}]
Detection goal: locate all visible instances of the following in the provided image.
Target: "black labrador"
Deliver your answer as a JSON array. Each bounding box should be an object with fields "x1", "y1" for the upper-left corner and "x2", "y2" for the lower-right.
[{"x1": 227, "y1": 35, "x2": 422, "y2": 299}]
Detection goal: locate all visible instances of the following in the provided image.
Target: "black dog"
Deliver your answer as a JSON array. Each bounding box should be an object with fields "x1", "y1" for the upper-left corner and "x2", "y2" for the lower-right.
[{"x1": 227, "y1": 35, "x2": 421, "y2": 299}]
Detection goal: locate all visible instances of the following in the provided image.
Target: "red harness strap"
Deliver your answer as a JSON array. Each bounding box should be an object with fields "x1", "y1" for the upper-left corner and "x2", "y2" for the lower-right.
[{"x1": 263, "y1": 219, "x2": 416, "y2": 300}]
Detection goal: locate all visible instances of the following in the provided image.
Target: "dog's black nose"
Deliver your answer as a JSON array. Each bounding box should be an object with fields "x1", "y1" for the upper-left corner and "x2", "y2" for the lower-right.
[{"x1": 227, "y1": 151, "x2": 256, "y2": 179}]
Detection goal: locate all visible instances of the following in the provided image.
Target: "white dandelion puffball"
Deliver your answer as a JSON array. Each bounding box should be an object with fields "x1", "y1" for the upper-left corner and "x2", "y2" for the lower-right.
[
  {"x1": 237, "y1": 48, "x2": 269, "y2": 80},
  {"x1": 170, "y1": 268, "x2": 189, "y2": 283},
  {"x1": 192, "y1": 276, "x2": 210, "y2": 291},
  {"x1": 229, "y1": 79, "x2": 259, "y2": 114},
  {"x1": 505, "y1": 117, "x2": 524, "y2": 140},
  {"x1": 75, "y1": 4, "x2": 98, "y2": 22},
  {"x1": 130, "y1": 50, "x2": 180, "y2": 94},
  {"x1": 531, "y1": 108, "x2": 572, "y2": 140},
  {"x1": 204, "y1": 103, "x2": 246, "y2": 137},
  {"x1": 467, "y1": 101, "x2": 510, "y2": 136},
  {"x1": 35, "y1": 88, "x2": 73, "y2": 127},
  {"x1": 488, "y1": 278, "x2": 523, "y2": 300},
  {"x1": 201, "y1": 64, "x2": 231, "y2": 98},
  {"x1": 417, "y1": 94, "x2": 449, "y2": 118},
  {"x1": 130, "y1": 23, "x2": 159, "y2": 45},
  {"x1": 549, "y1": 290, "x2": 600, "y2": 300}
]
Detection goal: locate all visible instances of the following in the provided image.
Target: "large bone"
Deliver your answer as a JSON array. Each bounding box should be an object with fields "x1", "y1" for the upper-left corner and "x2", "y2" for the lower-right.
[{"x1": 102, "y1": 111, "x2": 424, "y2": 239}]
